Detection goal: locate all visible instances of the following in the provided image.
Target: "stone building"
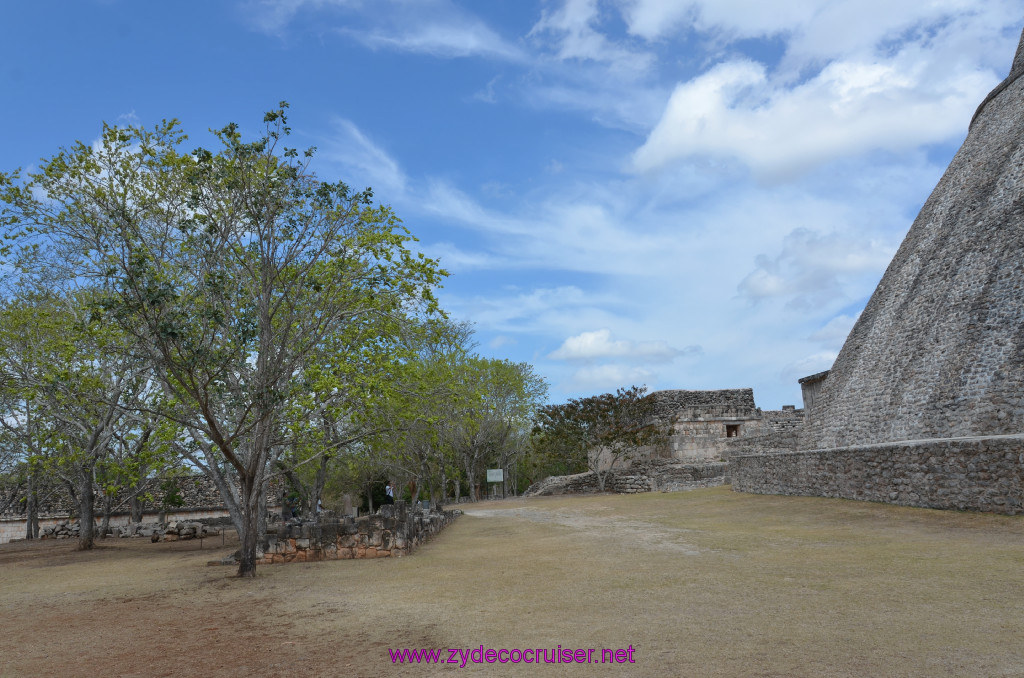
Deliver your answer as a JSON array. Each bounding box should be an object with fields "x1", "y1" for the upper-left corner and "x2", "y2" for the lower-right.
[
  {"x1": 594, "y1": 388, "x2": 804, "y2": 468},
  {"x1": 731, "y1": 28, "x2": 1024, "y2": 514},
  {"x1": 649, "y1": 389, "x2": 764, "y2": 461},
  {"x1": 533, "y1": 387, "x2": 799, "y2": 497}
]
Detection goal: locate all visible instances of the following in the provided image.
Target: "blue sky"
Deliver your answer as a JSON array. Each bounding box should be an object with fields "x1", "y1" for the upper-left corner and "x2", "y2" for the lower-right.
[{"x1": 3, "y1": 1, "x2": 1021, "y2": 408}]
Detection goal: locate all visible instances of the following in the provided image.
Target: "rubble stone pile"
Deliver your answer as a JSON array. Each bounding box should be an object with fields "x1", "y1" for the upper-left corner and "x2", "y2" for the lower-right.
[{"x1": 153, "y1": 521, "x2": 221, "y2": 541}]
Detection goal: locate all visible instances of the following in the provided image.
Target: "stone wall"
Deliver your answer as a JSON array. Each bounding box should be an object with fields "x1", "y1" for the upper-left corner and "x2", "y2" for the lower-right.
[
  {"x1": 761, "y1": 408, "x2": 805, "y2": 434},
  {"x1": 731, "y1": 434, "x2": 1024, "y2": 514},
  {"x1": 724, "y1": 408, "x2": 806, "y2": 458},
  {"x1": 649, "y1": 389, "x2": 758, "y2": 419},
  {"x1": 638, "y1": 388, "x2": 767, "y2": 463},
  {"x1": 0, "y1": 473, "x2": 243, "y2": 520},
  {"x1": 38, "y1": 518, "x2": 223, "y2": 541},
  {"x1": 522, "y1": 471, "x2": 601, "y2": 496},
  {"x1": 1, "y1": 473, "x2": 284, "y2": 521},
  {"x1": 798, "y1": 371, "x2": 829, "y2": 415},
  {"x1": 258, "y1": 501, "x2": 458, "y2": 564},
  {"x1": 0, "y1": 508, "x2": 233, "y2": 545},
  {"x1": 524, "y1": 460, "x2": 729, "y2": 497}
]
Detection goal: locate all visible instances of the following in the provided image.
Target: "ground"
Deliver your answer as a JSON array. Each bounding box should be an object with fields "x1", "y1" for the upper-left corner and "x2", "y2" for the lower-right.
[{"x1": 1, "y1": 487, "x2": 1023, "y2": 677}]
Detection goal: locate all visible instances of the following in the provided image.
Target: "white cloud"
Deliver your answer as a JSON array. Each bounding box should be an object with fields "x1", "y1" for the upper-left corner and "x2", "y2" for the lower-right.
[
  {"x1": 619, "y1": 0, "x2": 1019, "y2": 68},
  {"x1": 737, "y1": 227, "x2": 898, "y2": 309},
  {"x1": 568, "y1": 364, "x2": 655, "y2": 391},
  {"x1": 444, "y1": 285, "x2": 616, "y2": 335},
  {"x1": 782, "y1": 350, "x2": 838, "y2": 381},
  {"x1": 489, "y1": 335, "x2": 516, "y2": 349},
  {"x1": 244, "y1": 0, "x2": 524, "y2": 60},
  {"x1": 809, "y1": 313, "x2": 860, "y2": 347},
  {"x1": 530, "y1": 0, "x2": 653, "y2": 76},
  {"x1": 632, "y1": 53, "x2": 996, "y2": 179},
  {"x1": 548, "y1": 328, "x2": 689, "y2": 362},
  {"x1": 241, "y1": 0, "x2": 357, "y2": 35},
  {"x1": 342, "y1": 21, "x2": 525, "y2": 61},
  {"x1": 419, "y1": 241, "x2": 507, "y2": 272},
  {"x1": 619, "y1": 0, "x2": 694, "y2": 40},
  {"x1": 473, "y1": 76, "x2": 501, "y2": 104},
  {"x1": 320, "y1": 118, "x2": 407, "y2": 196}
]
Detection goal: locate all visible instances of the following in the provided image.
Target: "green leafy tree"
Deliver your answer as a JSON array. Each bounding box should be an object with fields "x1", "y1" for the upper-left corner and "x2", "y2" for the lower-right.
[
  {"x1": 1, "y1": 104, "x2": 446, "y2": 574},
  {"x1": 532, "y1": 385, "x2": 668, "y2": 492},
  {"x1": 0, "y1": 291, "x2": 150, "y2": 549},
  {"x1": 447, "y1": 357, "x2": 547, "y2": 500}
]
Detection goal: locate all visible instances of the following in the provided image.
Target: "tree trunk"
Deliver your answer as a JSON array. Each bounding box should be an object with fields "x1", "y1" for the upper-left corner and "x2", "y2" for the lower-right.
[
  {"x1": 77, "y1": 463, "x2": 95, "y2": 550},
  {"x1": 237, "y1": 473, "x2": 260, "y2": 578},
  {"x1": 130, "y1": 495, "x2": 143, "y2": 523},
  {"x1": 62, "y1": 477, "x2": 78, "y2": 519},
  {"x1": 99, "y1": 493, "x2": 113, "y2": 539},
  {"x1": 412, "y1": 457, "x2": 429, "y2": 506},
  {"x1": 257, "y1": 477, "x2": 268, "y2": 542},
  {"x1": 312, "y1": 453, "x2": 329, "y2": 517},
  {"x1": 24, "y1": 471, "x2": 37, "y2": 540}
]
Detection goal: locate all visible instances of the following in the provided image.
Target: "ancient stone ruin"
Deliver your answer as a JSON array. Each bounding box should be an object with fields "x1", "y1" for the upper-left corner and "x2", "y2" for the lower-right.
[
  {"x1": 731, "y1": 29, "x2": 1024, "y2": 514},
  {"x1": 525, "y1": 459, "x2": 729, "y2": 497},
  {"x1": 526, "y1": 388, "x2": 796, "y2": 497},
  {"x1": 257, "y1": 501, "x2": 458, "y2": 564}
]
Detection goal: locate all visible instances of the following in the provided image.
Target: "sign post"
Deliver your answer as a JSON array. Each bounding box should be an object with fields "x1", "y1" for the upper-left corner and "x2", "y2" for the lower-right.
[{"x1": 486, "y1": 469, "x2": 504, "y2": 499}]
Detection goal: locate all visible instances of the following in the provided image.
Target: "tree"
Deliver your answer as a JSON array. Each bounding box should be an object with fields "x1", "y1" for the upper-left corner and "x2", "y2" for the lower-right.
[
  {"x1": 0, "y1": 291, "x2": 149, "y2": 549},
  {"x1": 447, "y1": 357, "x2": 547, "y2": 500},
  {"x1": 0, "y1": 298, "x2": 51, "y2": 538},
  {"x1": 532, "y1": 385, "x2": 669, "y2": 492},
  {"x1": 0, "y1": 104, "x2": 446, "y2": 575}
]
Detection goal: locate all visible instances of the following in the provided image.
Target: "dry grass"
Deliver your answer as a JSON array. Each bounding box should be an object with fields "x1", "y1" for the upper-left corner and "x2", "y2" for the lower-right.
[{"x1": 2, "y1": 487, "x2": 1023, "y2": 677}]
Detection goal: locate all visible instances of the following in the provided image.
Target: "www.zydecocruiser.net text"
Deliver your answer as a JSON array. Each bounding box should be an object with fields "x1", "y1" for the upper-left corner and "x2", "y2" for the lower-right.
[{"x1": 389, "y1": 645, "x2": 637, "y2": 667}]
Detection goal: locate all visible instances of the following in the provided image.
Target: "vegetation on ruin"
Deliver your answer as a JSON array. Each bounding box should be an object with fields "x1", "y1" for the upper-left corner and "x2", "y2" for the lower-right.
[{"x1": 530, "y1": 385, "x2": 670, "y2": 491}]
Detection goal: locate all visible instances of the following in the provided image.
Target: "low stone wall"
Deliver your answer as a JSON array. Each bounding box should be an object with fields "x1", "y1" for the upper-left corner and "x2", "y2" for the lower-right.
[
  {"x1": 0, "y1": 508, "x2": 234, "y2": 545},
  {"x1": 524, "y1": 461, "x2": 729, "y2": 497},
  {"x1": 524, "y1": 471, "x2": 602, "y2": 496},
  {"x1": 38, "y1": 519, "x2": 221, "y2": 541},
  {"x1": 258, "y1": 501, "x2": 458, "y2": 564},
  {"x1": 1, "y1": 474, "x2": 282, "y2": 522},
  {"x1": 731, "y1": 434, "x2": 1024, "y2": 514},
  {"x1": 723, "y1": 427, "x2": 802, "y2": 457}
]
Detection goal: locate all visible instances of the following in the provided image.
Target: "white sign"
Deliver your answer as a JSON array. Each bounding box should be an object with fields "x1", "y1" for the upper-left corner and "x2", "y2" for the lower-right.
[{"x1": 486, "y1": 469, "x2": 504, "y2": 483}]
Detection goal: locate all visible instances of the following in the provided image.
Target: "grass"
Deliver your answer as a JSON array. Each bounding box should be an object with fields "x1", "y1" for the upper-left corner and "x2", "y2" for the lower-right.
[{"x1": 1, "y1": 487, "x2": 1023, "y2": 677}]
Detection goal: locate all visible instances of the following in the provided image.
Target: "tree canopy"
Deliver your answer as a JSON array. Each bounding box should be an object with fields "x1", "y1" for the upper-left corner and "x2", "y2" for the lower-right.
[
  {"x1": 531, "y1": 385, "x2": 668, "y2": 491},
  {"x1": 1, "y1": 104, "x2": 447, "y2": 574}
]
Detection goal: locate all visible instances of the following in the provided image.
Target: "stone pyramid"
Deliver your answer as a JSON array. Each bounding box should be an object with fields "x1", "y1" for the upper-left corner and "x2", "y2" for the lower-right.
[
  {"x1": 802, "y1": 27, "x2": 1024, "y2": 450},
  {"x1": 732, "y1": 26, "x2": 1024, "y2": 513}
]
